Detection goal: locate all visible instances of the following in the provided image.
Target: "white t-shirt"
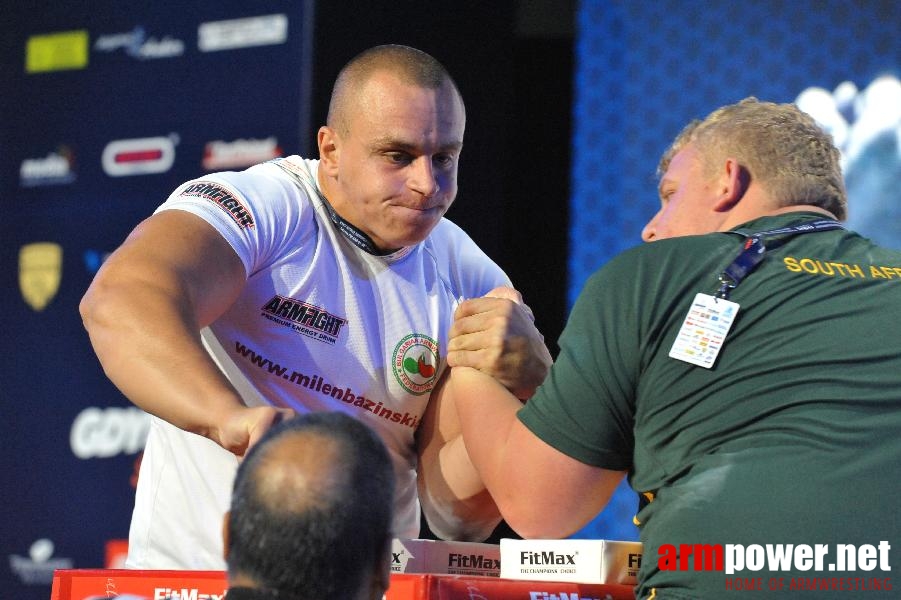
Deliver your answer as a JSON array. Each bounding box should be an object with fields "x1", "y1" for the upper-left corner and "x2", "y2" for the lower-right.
[{"x1": 126, "y1": 156, "x2": 510, "y2": 568}]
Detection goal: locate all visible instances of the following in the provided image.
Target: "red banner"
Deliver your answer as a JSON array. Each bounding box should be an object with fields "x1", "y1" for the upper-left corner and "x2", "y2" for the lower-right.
[{"x1": 51, "y1": 569, "x2": 635, "y2": 599}]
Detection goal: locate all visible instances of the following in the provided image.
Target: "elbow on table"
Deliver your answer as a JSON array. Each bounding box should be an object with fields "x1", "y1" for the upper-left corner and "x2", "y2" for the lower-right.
[
  {"x1": 420, "y1": 503, "x2": 501, "y2": 543},
  {"x1": 500, "y1": 502, "x2": 584, "y2": 541}
]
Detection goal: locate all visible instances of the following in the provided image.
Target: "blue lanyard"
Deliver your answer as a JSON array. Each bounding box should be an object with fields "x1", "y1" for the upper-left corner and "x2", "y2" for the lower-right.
[{"x1": 716, "y1": 219, "x2": 844, "y2": 299}]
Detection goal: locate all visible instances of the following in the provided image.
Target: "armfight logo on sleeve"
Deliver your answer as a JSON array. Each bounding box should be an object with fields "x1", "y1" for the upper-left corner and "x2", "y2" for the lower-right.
[{"x1": 178, "y1": 181, "x2": 255, "y2": 229}]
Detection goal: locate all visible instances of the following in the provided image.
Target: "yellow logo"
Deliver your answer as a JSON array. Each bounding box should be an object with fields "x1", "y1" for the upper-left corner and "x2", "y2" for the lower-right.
[
  {"x1": 26, "y1": 30, "x2": 89, "y2": 73},
  {"x1": 19, "y1": 242, "x2": 62, "y2": 311}
]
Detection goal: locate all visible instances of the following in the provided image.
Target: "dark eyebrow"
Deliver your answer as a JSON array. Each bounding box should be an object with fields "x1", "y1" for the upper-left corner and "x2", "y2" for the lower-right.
[{"x1": 370, "y1": 135, "x2": 463, "y2": 154}]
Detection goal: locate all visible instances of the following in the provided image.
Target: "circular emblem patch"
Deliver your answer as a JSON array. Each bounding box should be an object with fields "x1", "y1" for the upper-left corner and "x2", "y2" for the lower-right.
[{"x1": 392, "y1": 333, "x2": 440, "y2": 395}]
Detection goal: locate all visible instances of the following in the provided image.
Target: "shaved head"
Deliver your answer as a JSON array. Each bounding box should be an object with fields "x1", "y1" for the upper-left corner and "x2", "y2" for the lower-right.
[{"x1": 327, "y1": 44, "x2": 464, "y2": 135}]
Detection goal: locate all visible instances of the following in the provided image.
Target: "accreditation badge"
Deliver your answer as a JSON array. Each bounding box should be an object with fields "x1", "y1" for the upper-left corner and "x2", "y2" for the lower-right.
[{"x1": 669, "y1": 293, "x2": 739, "y2": 368}]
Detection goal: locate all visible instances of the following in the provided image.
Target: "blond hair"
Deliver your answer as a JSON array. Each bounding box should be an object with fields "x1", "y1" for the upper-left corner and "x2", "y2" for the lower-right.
[{"x1": 658, "y1": 98, "x2": 847, "y2": 220}]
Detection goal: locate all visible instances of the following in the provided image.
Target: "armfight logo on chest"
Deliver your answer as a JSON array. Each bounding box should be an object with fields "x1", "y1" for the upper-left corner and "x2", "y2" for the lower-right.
[{"x1": 260, "y1": 295, "x2": 347, "y2": 345}]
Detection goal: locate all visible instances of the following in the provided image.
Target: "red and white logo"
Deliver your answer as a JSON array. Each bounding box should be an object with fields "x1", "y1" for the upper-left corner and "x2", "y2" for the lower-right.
[
  {"x1": 392, "y1": 333, "x2": 440, "y2": 396},
  {"x1": 102, "y1": 135, "x2": 177, "y2": 176},
  {"x1": 202, "y1": 137, "x2": 282, "y2": 170}
]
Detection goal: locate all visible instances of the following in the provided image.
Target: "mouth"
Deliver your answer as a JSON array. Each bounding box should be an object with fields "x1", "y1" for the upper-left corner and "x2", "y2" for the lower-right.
[{"x1": 393, "y1": 202, "x2": 444, "y2": 214}]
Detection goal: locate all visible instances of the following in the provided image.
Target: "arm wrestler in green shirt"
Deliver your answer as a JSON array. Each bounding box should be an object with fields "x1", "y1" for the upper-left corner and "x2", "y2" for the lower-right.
[{"x1": 447, "y1": 98, "x2": 901, "y2": 599}]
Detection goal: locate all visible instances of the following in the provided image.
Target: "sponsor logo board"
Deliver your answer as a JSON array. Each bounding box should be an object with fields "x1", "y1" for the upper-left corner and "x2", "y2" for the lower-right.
[
  {"x1": 102, "y1": 135, "x2": 177, "y2": 176},
  {"x1": 202, "y1": 137, "x2": 282, "y2": 170},
  {"x1": 500, "y1": 538, "x2": 642, "y2": 585},
  {"x1": 94, "y1": 26, "x2": 185, "y2": 60},
  {"x1": 20, "y1": 147, "x2": 76, "y2": 187},
  {"x1": 70, "y1": 406, "x2": 150, "y2": 459},
  {"x1": 198, "y1": 14, "x2": 288, "y2": 52},
  {"x1": 10, "y1": 539, "x2": 73, "y2": 585},
  {"x1": 26, "y1": 30, "x2": 89, "y2": 73},
  {"x1": 19, "y1": 242, "x2": 62, "y2": 311},
  {"x1": 391, "y1": 538, "x2": 501, "y2": 576}
]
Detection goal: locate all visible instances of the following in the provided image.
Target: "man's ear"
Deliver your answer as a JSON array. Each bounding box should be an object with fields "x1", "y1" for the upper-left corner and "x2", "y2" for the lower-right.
[
  {"x1": 713, "y1": 157, "x2": 750, "y2": 212},
  {"x1": 222, "y1": 510, "x2": 231, "y2": 562},
  {"x1": 317, "y1": 125, "x2": 340, "y2": 176}
]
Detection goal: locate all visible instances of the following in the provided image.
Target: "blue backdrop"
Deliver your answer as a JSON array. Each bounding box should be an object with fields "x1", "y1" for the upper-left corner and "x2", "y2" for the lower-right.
[{"x1": 2, "y1": 3, "x2": 313, "y2": 598}]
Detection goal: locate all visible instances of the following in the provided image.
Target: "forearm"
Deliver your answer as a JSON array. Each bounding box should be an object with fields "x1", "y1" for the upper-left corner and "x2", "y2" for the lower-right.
[
  {"x1": 81, "y1": 272, "x2": 245, "y2": 446},
  {"x1": 416, "y1": 373, "x2": 501, "y2": 541},
  {"x1": 80, "y1": 210, "x2": 284, "y2": 455},
  {"x1": 452, "y1": 366, "x2": 626, "y2": 538},
  {"x1": 448, "y1": 367, "x2": 525, "y2": 523},
  {"x1": 418, "y1": 432, "x2": 501, "y2": 541}
]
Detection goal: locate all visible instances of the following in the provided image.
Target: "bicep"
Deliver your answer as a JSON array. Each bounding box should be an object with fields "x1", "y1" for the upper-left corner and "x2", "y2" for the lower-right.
[
  {"x1": 503, "y1": 418, "x2": 626, "y2": 538},
  {"x1": 90, "y1": 210, "x2": 246, "y2": 326}
]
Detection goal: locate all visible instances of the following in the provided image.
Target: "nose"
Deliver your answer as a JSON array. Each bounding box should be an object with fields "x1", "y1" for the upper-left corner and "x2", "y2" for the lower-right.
[
  {"x1": 409, "y1": 157, "x2": 440, "y2": 198},
  {"x1": 641, "y1": 213, "x2": 659, "y2": 242}
]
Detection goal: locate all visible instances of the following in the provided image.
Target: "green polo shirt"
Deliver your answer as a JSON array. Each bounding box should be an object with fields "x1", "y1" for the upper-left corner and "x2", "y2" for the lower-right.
[{"x1": 519, "y1": 213, "x2": 901, "y2": 598}]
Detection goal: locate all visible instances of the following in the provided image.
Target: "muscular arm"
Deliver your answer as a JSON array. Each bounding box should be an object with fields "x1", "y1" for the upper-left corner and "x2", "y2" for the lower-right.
[
  {"x1": 416, "y1": 372, "x2": 502, "y2": 541},
  {"x1": 416, "y1": 287, "x2": 554, "y2": 539},
  {"x1": 79, "y1": 210, "x2": 290, "y2": 455},
  {"x1": 449, "y1": 366, "x2": 626, "y2": 538}
]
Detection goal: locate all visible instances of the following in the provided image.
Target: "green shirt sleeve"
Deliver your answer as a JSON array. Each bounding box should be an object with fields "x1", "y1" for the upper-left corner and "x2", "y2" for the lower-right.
[{"x1": 518, "y1": 255, "x2": 644, "y2": 471}]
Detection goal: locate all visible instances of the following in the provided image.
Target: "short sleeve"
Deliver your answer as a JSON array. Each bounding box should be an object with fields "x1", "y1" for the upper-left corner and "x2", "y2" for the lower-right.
[
  {"x1": 517, "y1": 260, "x2": 641, "y2": 471},
  {"x1": 155, "y1": 163, "x2": 316, "y2": 278},
  {"x1": 424, "y1": 218, "x2": 513, "y2": 300}
]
